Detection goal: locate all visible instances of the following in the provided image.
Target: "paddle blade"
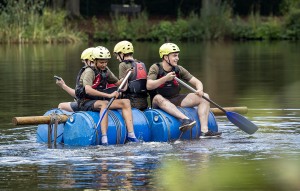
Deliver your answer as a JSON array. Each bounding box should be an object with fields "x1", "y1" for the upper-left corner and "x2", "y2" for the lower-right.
[{"x1": 226, "y1": 111, "x2": 258, "y2": 134}]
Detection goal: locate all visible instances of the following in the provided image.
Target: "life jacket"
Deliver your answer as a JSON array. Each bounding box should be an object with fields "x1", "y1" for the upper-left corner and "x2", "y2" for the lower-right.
[
  {"x1": 75, "y1": 66, "x2": 90, "y2": 100},
  {"x1": 75, "y1": 67, "x2": 117, "y2": 101},
  {"x1": 153, "y1": 63, "x2": 181, "y2": 98},
  {"x1": 123, "y1": 60, "x2": 148, "y2": 97}
]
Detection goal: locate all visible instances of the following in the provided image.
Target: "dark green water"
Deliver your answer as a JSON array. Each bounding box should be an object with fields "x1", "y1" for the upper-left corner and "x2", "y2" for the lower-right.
[{"x1": 0, "y1": 41, "x2": 299, "y2": 190}]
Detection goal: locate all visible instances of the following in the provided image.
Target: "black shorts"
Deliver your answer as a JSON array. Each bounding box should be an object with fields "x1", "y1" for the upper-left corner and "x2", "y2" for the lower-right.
[
  {"x1": 78, "y1": 100, "x2": 100, "y2": 112},
  {"x1": 70, "y1": 102, "x2": 80, "y2": 112}
]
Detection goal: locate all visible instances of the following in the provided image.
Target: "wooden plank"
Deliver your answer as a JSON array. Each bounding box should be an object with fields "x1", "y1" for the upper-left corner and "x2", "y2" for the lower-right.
[
  {"x1": 12, "y1": 106, "x2": 248, "y2": 125},
  {"x1": 211, "y1": 106, "x2": 248, "y2": 116},
  {"x1": 12, "y1": 115, "x2": 69, "y2": 126}
]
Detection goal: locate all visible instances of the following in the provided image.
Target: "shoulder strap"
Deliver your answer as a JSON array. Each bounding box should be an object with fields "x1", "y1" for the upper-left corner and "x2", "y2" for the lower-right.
[
  {"x1": 76, "y1": 66, "x2": 89, "y2": 84},
  {"x1": 155, "y1": 62, "x2": 164, "y2": 77}
]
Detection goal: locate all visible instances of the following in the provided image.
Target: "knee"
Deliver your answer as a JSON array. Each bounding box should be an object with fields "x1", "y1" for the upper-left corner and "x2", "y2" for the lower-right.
[
  {"x1": 122, "y1": 99, "x2": 131, "y2": 108},
  {"x1": 202, "y1": 93, "x2": 210, "y2": 105},
  {"x1": 153, "y1": 94, "x2": 165, "y2": 105},
  {"x1": 96, "y1": 100, "x2": 108, "y2": 110},
  {"x1": 58, "y1": 103, "x2": 63, "y2": 109}
]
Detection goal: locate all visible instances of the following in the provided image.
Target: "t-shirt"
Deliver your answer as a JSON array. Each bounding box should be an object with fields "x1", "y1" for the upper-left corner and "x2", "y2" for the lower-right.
[
  {"x1": 147, "y1": 62, "x2": 193, "y2": 82},
  {"x1": 80, "y1": 67, "x2": 118, "y2": 87},
  {"x1": 118, "y1": 60, "x2": 139, "y2": 79}
]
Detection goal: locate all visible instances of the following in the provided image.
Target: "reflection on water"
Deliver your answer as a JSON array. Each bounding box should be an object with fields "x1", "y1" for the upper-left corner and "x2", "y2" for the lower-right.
[{"x1": 0, "y1": 42, "x2": 299, "y2": 190}]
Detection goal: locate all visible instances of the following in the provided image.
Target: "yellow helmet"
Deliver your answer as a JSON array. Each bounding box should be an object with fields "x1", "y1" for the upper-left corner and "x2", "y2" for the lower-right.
[
  {"x1": 91, "y1": 46, "x2": 111, "y2": 60},
  {"x1": 113, "y1": 40, "x2": 134, "y2": 54},
  {"x1": 81, "y1": 47, "x2": 94, "y2": 61},
  {"x1": 159, "y1": 43, "x2": 180, "y2": 58}
]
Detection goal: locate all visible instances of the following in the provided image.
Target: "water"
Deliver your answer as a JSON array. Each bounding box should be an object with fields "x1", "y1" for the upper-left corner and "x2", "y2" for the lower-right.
[{"x1": 0, "y1": 42, "x2": 299, "y2": 190}]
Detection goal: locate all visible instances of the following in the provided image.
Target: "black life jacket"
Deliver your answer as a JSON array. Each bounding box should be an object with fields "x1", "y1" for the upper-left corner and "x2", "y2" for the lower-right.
[
  {"x1": 75, "y1": 67, "x2": 117, "y2": 101},
  {"x1": 123, "y1": 60, "x2": 148, "y2": 97},
  {"x1": 75, "y1": 66, "x2": 90, "y2": 100},
  {"x1": 89, "y1": 69, "x2": 118, "y2": 100},
  {"x1": 153, "y1": 63, "x2": 181, "y2": 98}
]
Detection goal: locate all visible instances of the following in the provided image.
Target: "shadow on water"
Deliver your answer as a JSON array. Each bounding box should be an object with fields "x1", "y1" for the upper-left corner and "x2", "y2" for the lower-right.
[{"x1": 0, "y1": 41, "x2": 299, "y2": 190}]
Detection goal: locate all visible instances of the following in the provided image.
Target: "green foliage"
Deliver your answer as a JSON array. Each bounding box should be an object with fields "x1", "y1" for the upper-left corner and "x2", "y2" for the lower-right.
[
  {"x1": 183, "y1": 12, "x2": 203, "y2": 41},
  {"x1": 0, "y1": 0, "x2": 83, "y2": 43},
  {"x1": 1, "y1": 0, "x2": 300, "y2": 43},
  {"x1": 156, "y1": 157, "x2": 300, "y2": 191},
  {"x1": 199, "y1": 1, "x2": 232, "y2": 40},
  {"x1": 150, "y1": 21, "x2": 174, "y2": 41},
  {"x1": 232, "y1": 16, "x2": 284, "y2": 40},
  {"x1": 111, "y1": 14, "x2": 131, "y2": 40},
  {"x1": 93, "y1": 17, "x2": 112, "y2": 41},
  {"x1": 280, "y1": 0, "x2": 300, "y2": 14},
  {"x1": 284, "y1": 9, "x2": 300, "y2": 39},
  {"x1": 107, "y1": 11, "x2": 151, "y2": 41}
]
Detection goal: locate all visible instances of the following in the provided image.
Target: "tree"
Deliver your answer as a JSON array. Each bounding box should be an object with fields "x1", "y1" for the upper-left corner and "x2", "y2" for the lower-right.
[{"x1": 52, "y1": 0, "x2": 80, "y2": 19}]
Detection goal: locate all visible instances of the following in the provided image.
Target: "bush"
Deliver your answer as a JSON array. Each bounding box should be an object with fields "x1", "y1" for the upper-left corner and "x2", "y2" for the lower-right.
[
  {"x1": 0, "y1": 0, "x2": 83, "y2": 43},
  {"x1": 284, "y1": 9, "x2": 300, "y2": 39}
]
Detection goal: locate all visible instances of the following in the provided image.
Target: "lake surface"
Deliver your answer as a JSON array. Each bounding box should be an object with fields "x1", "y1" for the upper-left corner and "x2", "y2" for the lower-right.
[{"x1": 0, "y1": 41, "x2": 299, "y2": 190}]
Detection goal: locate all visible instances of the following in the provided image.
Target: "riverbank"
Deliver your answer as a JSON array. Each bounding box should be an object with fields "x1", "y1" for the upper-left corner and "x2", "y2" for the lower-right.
[{"x1": 1, "y1": 1, "x2": 300, "y2": 43}]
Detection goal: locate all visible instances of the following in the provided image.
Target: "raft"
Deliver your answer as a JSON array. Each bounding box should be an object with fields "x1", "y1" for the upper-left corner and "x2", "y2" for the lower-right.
[{"x1": 34, "y1": 107, "x2": 219, "y2": 146}]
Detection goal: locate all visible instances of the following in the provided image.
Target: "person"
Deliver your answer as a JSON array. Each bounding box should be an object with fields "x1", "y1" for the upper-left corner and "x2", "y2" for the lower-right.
[
  {"x1": 146, "y1": 42, "x2": 222, "y2": 138},
  {"x1": 75, "y1": 46, "x2": 139, "y2": 145},
  {"x1": 113, "y1": 40, "x2": 148, "y2": 111},
  {"x1": 55, "y1": 47, "x2": 95, "y2": 112}
]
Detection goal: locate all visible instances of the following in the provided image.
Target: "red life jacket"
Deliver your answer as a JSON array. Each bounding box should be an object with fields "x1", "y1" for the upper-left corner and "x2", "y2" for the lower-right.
[
  {"x1": 90, "y1": 69, "x2": 117, "y2": 100},
  {"x1": 124, "y1": 60, "x2": 148, "y2": 97},
  {"x1": 76, "y1": 67, "x2": 118, "y2": 101}
]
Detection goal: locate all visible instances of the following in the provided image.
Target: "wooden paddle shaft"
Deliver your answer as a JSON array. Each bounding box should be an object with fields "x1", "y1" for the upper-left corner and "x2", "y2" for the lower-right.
[
  {"x1": 211, "y1": 106, "x2": 247, "y2": 116},
  {"x1": 12, "y1": 115, "x2": 69, "y2": 126},
  {"x1": 12, "y1": 106, "x2": 247, "y2": 126}
]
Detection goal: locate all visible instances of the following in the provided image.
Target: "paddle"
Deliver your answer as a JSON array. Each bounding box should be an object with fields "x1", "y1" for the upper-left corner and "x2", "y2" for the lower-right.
[
  {"x1": 96, "y1": 69, "x2": 133, "y2": 129},
  {"x1": 174, "y1": 77, "x2": 258, "y2": 134}
]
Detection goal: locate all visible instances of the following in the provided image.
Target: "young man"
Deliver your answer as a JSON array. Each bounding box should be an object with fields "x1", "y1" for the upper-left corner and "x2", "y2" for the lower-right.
[
  {"x1": 113, "y1": 40, "x2": 148, "y2": 111},
  {"x1": 76, "y1": 46, "x2": 139, "y2": 145},
  {"x1": 146, "y1": 43, "x2": 222, "y2": 138},
  {"x1": 56, "y1": 47, "x2": 95, "y2": 112}
]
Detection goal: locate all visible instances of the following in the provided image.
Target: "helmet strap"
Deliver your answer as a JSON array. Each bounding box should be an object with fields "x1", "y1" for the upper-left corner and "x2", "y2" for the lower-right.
[
  {"x1": 118, "y1": 53, "x2": 125, "y2": 62},
  {"x1": 164, "y1": 55, "x2": 173, "y2": 68}
]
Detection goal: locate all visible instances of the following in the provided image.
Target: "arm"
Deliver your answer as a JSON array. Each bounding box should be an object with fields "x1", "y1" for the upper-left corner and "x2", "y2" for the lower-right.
[
  {"x1": 115, "y1": 77, "x2": 128, "y2": 92},
  {"x1": 146, "y1": 73, "x2": 175, "y2": 90},
  {"x1": 118, "y1": 63, "x2": 133, "y2": 91},
  {"x1": 82, "y1": 68, "x2": 119, "y2": 99},
  {"x1": 85, "y1": 85, "x2": 118, "y2": 98},
  {"x1": 188, "y1": 77, "x2": 204, "y2": 96},
  {"x1": 146, "y1": 64, "x2": 176, "y2": 90},
  {"x1": 56, "y1": 78, "x2": 76, "y2": 97}
]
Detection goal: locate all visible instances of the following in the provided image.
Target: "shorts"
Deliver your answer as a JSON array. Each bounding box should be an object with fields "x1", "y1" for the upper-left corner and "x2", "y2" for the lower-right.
[
  {"x1": 78, "y1": 100, "x2": 100, "y2": 112},
  {"x1": 70, "y1": 102, "x2": 80, "y2": 112},
  {"x1": 152, "y1": 94, "x2": 188, "y2": 109},
  {"x1": 129, "y1": 96, "x2": 148, "y2": 111},
  {"x1": 124, "y1": 93, "x2": 148, "y2": 111}
]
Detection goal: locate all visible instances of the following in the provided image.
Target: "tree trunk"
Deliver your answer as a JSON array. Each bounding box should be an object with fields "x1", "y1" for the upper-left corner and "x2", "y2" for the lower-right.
[
  {"x1": 65, "y1": 0, "x2": 80, "y2": 19},
  {"x1": 52, "y1": 0, "x2": 64, "y2": 10},
  {"x1": 202, "y1": 0, "x2": 218, "y2": 16}
]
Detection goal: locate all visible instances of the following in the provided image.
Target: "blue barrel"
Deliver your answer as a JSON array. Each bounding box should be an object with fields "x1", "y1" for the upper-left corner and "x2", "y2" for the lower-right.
[
  {"x1": 63, "y1": 108, "x2": 151, "y2": 146},
  {"x1": 36, "y1": 109, "x2": 72, "y2": 144},
  {"x1": 143, "y1": 107, "x2": 218, "y2": 142},
  {"x1": 116, "y1": 108, "x2": 151, "y2": 142}
]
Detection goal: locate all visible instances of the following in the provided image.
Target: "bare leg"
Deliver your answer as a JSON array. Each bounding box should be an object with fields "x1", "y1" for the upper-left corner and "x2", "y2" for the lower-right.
[
  {"x1": 58, "y1": 102, "x2": 74, "y2": 112},
  {"x1": 180, "y1": 93, "x2": 210, "y2": 133},
  {"x1": 93, "y1": 101, "x2": 109, "y2": 142},
  {"x1": 110, "y1": 99, "x2": 136, "y2": 137},
  {"x1": 197, "y1": 93, "x2": 210, "y2": 132},
  {"x1": 152, "y1": 94, "x2": 188, "y2": 120}
]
